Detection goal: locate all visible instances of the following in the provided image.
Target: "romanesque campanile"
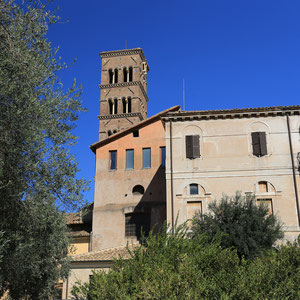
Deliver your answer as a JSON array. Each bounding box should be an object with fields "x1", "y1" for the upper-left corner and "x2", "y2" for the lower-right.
[{"x1": 98, "y1": 48, "x2": 149, "y2": 140}]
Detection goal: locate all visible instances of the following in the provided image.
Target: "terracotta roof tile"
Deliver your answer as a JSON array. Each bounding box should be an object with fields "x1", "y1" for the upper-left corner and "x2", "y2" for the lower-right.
[
  {"x1": 71, "y1": 243, "x2": 140, "y2": 262},
  {"x1": 65, "y1": 213, "x2": 84, "y2": 225}
]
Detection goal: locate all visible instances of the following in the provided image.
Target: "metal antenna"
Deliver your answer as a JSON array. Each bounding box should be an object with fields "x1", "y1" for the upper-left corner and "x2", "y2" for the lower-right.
[
  {"x1": 125, "y1": 40, "x2": 127, "y2": 49},
  {"x1": 183, "y1": 79, "x2": 185, "y2": 111}
]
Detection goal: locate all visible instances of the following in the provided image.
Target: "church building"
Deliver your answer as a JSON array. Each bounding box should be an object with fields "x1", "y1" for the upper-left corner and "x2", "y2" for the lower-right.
[{"x1": 62, "y1": 48, "x2": 300, "y2": 297}]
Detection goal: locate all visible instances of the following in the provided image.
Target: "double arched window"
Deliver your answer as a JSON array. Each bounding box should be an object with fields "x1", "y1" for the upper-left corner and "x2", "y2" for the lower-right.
[
  {"x1": 122, "y1": 97, "x2": 132, "y2": 113},
  {"x1": 108, "y1": 99, "x2": 118, "y2": 115},
  {"x1": 123, "y1": 67, "x2": 133, "y2": 82},
  {"x1": 109, "y1": 68, "x2": 118, "y2": 84}
]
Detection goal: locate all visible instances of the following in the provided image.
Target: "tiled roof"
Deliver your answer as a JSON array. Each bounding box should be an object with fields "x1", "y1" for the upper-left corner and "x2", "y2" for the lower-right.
[
  {"x1": 71, "y1": 243, "x2": 140, "y2": 262},
  {"x1": 65, "y1": 213, "x2": 85, "y2": 225},
  {"x1": 164, "y1": 105, "x2": 300, "y2": 118},
  {"x1": 68, "y1": 230, "x2": 90, "y2": 238}
]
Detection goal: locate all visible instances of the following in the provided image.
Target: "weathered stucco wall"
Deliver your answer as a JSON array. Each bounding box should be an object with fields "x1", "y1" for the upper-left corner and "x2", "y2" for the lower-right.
[
  {"x1": 92, "y1": 118, "x2": 166, "y2": 250},
  {"x1": 165, "y1": 115, "x2": 300, "y2": 240}
]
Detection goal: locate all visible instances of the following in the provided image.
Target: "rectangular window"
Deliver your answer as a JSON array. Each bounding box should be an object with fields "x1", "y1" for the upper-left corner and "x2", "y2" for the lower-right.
[
  {"x1": 125, "y1": 213, "x2": 150, "y2": 239},
  {"x1": 257, "y1": 198, "x2": 273, "y2": 215},
  {"x1": 251, "y1": 132, "x2": 267, "y2": 157},
  {"x1": 161, "y1": 146, "x2": 166, "y2": 167},
  {"x1": 143, "y1": 148, "x2": 151, "y2": 169},
  {"x1": 109, "y1": 150, "x2": 117, "y2": 170},
  {"x1": 190, "y1": 184, "x2": 198, "y2": 195},
  {"x1": 185, "y1": 135, "x2": 200, "y2": 159},
  {"x1": 133, "y1": 130, "x2": 139, "y2": 137},
  {"x1": 187, "y1": 201, "x2": 202, "y2": 224},
  {"x1": 126, "y1": 149, "x2": 134, "y2": 169}
]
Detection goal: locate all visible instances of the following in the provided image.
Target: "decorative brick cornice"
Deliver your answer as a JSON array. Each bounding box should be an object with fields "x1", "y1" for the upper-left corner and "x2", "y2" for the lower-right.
[
  {"x1": 162, "y1": 105, "x2": 300, "y2": 122},
  {"x1": 99, "y1": 81, "x2": 149, "y2": 102},
  {"x1": 100, "y1": 48, "x2": 148, "y2": 64},
  {"x1": 98, "y1": 112, "x2": 143, "y2": 121}
]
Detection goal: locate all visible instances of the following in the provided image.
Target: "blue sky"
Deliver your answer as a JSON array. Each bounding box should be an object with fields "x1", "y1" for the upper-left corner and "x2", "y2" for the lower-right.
[{"x1": 47, "y1": 0, "x2": 300, "y2": 203}]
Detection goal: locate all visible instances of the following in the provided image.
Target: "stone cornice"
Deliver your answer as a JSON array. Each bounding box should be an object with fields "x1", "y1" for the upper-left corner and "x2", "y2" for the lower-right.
[
  {"x1": 99, "y1": 81, "x2": 149, "y2": 102},
  {"x1": 99, "y1": 48, "x2": 149, "y2": 68},
  {"x1": 162, "y1": 105, "x2": 300, "y2": 122},
  {"x1": 98, "y1": 112, "x2": 143, "y2": 121}
]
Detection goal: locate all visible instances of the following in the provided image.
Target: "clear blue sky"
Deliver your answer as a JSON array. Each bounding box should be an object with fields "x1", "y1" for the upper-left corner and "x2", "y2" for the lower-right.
[{"x1": 47, "y1": 0, "x2": 300, "y2": 203}]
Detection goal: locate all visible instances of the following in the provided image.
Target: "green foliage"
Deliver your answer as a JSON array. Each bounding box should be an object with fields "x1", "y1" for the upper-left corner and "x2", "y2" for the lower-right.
[
  {"x1": 0, "y1": 0, "x2": 89, "y2": 298},
  {"x1": 190, "y1": 192, "x2": 283, "y2": 259},
  {"x1": 72, "y1": 226, "x2": 300, "y2": 300},
  {"x1": 71, "y1": 225, "x2": 243, "y2": 300}
]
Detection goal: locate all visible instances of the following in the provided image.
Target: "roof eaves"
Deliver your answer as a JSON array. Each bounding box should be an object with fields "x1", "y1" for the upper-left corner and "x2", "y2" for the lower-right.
[
  {"x1": 90, "y1": 105, "x2": 180, "y2": 153},
  {"x1": 162, "y1": 105, "x2": 300, "y2": 121}
]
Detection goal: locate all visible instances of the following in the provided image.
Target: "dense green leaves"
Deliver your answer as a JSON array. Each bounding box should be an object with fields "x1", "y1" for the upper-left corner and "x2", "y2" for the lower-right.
[
  {"x1": 0, "y1": 0, "x2": 89, "y2": 298},
  {"x1": 191, "y1": 192, "x2": 283, "y2": 259},
  {"x1": 72, "y1": 225, "x2": 300, "y2": 300}
]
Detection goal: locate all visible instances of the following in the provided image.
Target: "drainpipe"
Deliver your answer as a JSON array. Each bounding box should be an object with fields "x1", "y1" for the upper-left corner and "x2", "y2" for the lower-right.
[
  {"x1": 286, "y1": 113, "x2": 300, "y2": 227},
  {"x1": 169, "y1": 120, "x2": 175, "y2": 230}
]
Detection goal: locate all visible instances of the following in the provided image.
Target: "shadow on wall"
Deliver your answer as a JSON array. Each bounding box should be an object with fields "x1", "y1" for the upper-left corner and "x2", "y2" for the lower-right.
[{"x1": 125, "y1": 165, "x2": 166, "y2": 240}]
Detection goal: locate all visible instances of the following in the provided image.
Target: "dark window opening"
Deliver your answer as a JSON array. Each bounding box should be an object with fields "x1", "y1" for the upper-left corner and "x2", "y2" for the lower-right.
[
  {"x1": 113, "y1": 129, "x2": 117, "y2": 134},
  {"x1": 109, "y1": 150, "x2": 117, "y2": 170},
  {"x1": 132, "y1": 185, "x2": 144, "y2": 195},
  {"x1": 114, "y1": 99, "x2": 118, "y2": 114},
  {"x1": 108, "y1": 130, "x2": 112, "y2": 136},
  {"x1": 123, "y1": 67, "x2": 128, "y2": 82},
  {"x1": 190, "y1": 184, "x2": 198, "y2": 195},
  {"x1": 161, "y1": 146, "x2": 166, "y2": 167},
  {"x1": 252, "y1": 132, "x2": 267, "y2": 157},
  {"x1": 125, "y1": 212, "x2": 150, "y2": 238},
  {"x1": 114, "y1": 68, "x2": 118, "y2": 83},
  {"x1": 133, "y1": 130, "x2": 139, "y2": 137},
  {"x1": 109, "y1": 69, "x2": 113, "y2": 84},
  {"x1": 129, "y1": 67, "x2": 133, "y2": 82},
  {"x1": 128, "y1": 97, "x2": 132, "y2": 113},
  {"x1": 109, "y1": 99, "x2": 113, "y2": 115},
  {"x1": 122, "y1": 98, "x2": 126, "y2": 113},
  {"x1": 186, "y1": 135, "x2": 200, "y2": 159}
]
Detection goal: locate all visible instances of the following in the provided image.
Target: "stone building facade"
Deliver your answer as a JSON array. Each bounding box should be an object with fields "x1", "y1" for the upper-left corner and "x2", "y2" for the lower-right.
[{"x1": 162, "y1": 107, "x2": 300, "y2": 241}]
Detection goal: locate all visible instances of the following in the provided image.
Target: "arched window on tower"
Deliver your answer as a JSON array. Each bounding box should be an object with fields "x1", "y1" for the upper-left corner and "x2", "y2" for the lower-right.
[
  {"x1": 109, "y1": 69, "x2": 113, "y2": 84},
  {"x1": 114, "y1": 99, "x2": 118, "y2": 114},
  {"x1": 107, "y1": 130, "x2": 112, "y2": 136},
  {"x1": 109, "y1": 99, "x2": 113, "y2": 115},
  {"x1": 114, "y1": 69, "x2": 118, "y2": 83},
  {"x1": 122, "y1": 98, "x2": 126, "y2": 113},
  {"x1": 128, "y1": 97, "x2": 132, "y2": 113},
  {"x1": 123, "y1": 67, "x2": 128, "y2": 82},
  {"x1": 129, "y1": 67, "x2": 133, "y2": 82}
]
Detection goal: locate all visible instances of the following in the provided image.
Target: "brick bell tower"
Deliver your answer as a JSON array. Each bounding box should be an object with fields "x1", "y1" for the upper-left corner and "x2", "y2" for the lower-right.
[{"x1": 98, "y1": 48, "x2": 149, "y2": 140}]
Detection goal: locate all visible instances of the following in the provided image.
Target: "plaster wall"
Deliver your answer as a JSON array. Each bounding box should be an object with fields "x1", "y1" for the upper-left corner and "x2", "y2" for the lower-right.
[
  {"x1": 92, "y1": 119, "x2": 166, "y2": 250},
  {"x1": 165, "y1": 115, "x2": 300, "y2": 240},
  {"x1": 70, "y1": 237, "x2": 90, "y2": 255},
  {"x1": 62, "y1": 262, "x2": 111, "y2": 299}
]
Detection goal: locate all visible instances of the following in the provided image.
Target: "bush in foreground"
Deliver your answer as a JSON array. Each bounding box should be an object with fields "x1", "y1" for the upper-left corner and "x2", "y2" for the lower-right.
[
  {"x1": 190, "y1": 192, "x2": 283, "y2": 259},
  {"x1": 71, "y1": 225, "x2": 300, "y2": 299}
]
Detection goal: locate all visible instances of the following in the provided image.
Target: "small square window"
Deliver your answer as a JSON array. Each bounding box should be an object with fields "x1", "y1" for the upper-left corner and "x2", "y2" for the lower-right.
[
  {"x1": 190, "y1": 184, "x2": 198, "y2": 195},
  {"x1": 133, "y1": 130, "x2": 139, "y2": 137}
]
